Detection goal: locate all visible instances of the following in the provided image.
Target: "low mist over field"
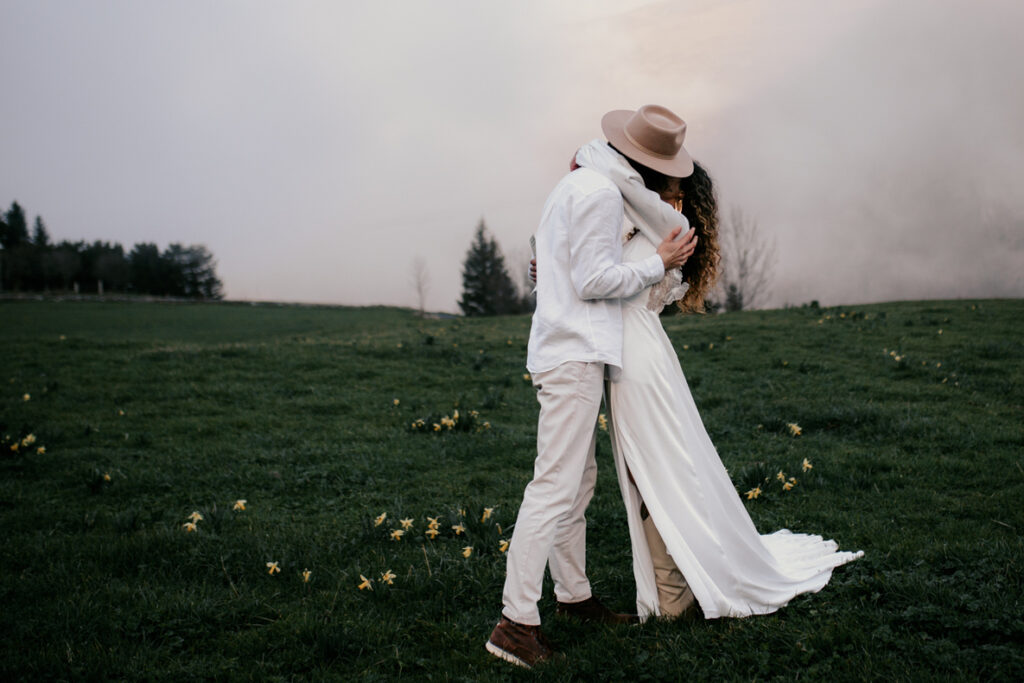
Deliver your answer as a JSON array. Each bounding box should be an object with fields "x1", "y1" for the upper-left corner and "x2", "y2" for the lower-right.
[{"x1": 2, "y1": 0, "x2": 1021, "y2": 310}]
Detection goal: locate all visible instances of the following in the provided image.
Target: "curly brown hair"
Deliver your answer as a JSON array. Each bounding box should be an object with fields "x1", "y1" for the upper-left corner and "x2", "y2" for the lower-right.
[
  {"x1": 674, "y1": 160, "x2": 720, "y2": 313},
  {"x1": 612, "y1": 146, "x2": 721, "y2": 313}
]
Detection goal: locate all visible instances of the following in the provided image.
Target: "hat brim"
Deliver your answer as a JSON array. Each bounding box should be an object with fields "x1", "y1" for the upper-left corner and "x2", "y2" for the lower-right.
[{"x1": 601, "y1": 109, "x2": 694, "y2": 178}]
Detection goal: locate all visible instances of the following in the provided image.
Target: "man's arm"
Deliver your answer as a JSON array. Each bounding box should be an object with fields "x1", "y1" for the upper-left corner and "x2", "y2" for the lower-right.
[{"x1": 568, "y1": 187, "x2": 665, "y2": 300}]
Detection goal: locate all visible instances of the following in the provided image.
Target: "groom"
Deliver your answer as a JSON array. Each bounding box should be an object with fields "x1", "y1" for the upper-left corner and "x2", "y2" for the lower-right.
[{"x1": 486, "y1": 105, "x2": 698, "y2": 669}]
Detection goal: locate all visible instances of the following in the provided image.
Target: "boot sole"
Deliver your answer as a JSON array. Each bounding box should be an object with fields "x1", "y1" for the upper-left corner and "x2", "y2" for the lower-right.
[{"x1": 485, "y1": 640, "x2": 532, "y2": 669}]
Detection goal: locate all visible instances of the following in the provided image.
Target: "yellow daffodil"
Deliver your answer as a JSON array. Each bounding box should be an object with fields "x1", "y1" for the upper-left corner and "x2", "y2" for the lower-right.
[
  {"x1": 522, "y1": 373, "x2": 531, "y2": 381},
  {"x1": 481, "y1": 507, "x2": 494, "y2": 523},
  {"x1": 427, "y1": 516, "x2": 440, "y2": 529},
  {"x1": 189, "y1": 511, "x2": 203, "y2": 523},
  {"x1": 683, "y1": 344, "x2": 689, "y2": 349},
  {"x1": 802, "y1": 458, "x2": 813, "y2": 472},
  {"x1": 183, "y1": 521, "x2": 197, "y2": 532},
  {"x1": 233, "y1": 499, "x2": 247, "y2": 511},
  {"x1": 400, "y1": 518, "x2": 414, "y2": 530},
  {"x1": 380, "y1": 569, "x2": 396, "y2": 585},
  {"x1": 374, "y1": 512, "x2": 387, "y2": 527},
  {"x1": 470, "y1": 410, "x2": 479, "y2": 418},
  {"x1": 462, "y1": 546, "x2": 473, "y2": 558},
  {"x1": 452, "y1": 523, "x2": 466, "y2": 535},
  {"x1": 483, "y1": 422, "x2": 491, "y2": 429},
  {"x1": 10, "y1": 443, "x2": 18, "y2": 452},
  {"x1": 783, "y1": 481, "x2": 795, "y2": 491},
  {"x1": 598, "y1": 414, "x2": 608, "y2": 431},
  {"x1": 458, "y1": 508, "x2": 466, "y2": 517},
  {"x1": 358, "y1": 574, "x2": 373, "y2": 591},
  {"x1": 433, "y1": 423, "x2": 441, "y2": 432},
  {"x1": 787, "y1": 423, "x2": 802, "y2": 436},
  {"x1": 36, "y1": 446, "x2": 46, "y2": 455},
  {"x1": 499, "y1": 539, "x2": 509, "y2": 553},
  {"x1": 103, "y1": 472, "x2": 111, "y2": 482},
  {"x1": 726, "y1": 336, "x2": 733, "y2": 340},
  {"x1": 745, "y1": 486, "x2": 762, "y2": 500},
  {"x1": 425, "y1": 528, "x2": 440, "y2": 539},
  {"x1": 496, "y1": 523, "x2": 502, "y2": 535},
  {"x1": 302, "y1": 568, "x2": 312, "y2": 583},
  {"x1": 22, "y1": 394, "x2": 30, "y2": 402},
  {"x1": 118, "y1": 409, "x2": 125, "y2": 416},
  {"x1": 266, "y1": 561, "x2": 281, "y2": 575},
  {"x1": 453, "y1": 410, "x2": 459, "y2": 421},
  {"x1": 393, "y1": 398, "x2": 400, "y2": 406},
  {"x1": 708, "y1": 343, "x2": 714, "y2": 350},
  {"x1": 390, "y1": 529, "x2": 405, "y2": 541},
  {"x1": 776, "y1": 471, "x2": 786, "y2": 482},
  {"x1": 22, "y1": 434, "x2": 36, "y2": 447}
]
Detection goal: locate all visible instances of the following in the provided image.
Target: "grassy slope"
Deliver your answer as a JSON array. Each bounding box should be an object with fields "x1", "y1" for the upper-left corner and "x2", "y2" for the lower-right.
[{"x1": 0, "y1": 299, "x2": 1021, "y2": 681}]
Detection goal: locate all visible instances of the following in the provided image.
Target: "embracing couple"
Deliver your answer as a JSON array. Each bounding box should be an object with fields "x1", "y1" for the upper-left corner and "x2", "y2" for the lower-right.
[{"x1": 486, "y1": 105, "x2": 863, "y2": 669}]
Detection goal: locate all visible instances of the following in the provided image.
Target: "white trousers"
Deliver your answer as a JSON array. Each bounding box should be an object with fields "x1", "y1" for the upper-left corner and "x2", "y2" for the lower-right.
[{"x1": 501, "y1": 361, "x2": 603, "y2": 625}]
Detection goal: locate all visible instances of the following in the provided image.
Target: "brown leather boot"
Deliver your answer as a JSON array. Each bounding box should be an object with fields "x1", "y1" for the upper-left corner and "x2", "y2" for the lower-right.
[
  {"x1": 485, "y1": 616, "x2": 559, "y2": 669},
  {"x1": 556, "y1": 596, "x2": 639, "y2": 625}
]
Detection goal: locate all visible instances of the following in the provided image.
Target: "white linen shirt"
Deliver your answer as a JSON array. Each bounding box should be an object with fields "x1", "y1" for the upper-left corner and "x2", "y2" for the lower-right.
[{"x1": 526, "y1": 167, "x2": 665, "y2": 374}]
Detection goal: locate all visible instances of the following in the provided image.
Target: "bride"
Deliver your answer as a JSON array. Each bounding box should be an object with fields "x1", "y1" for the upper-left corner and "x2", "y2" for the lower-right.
[{"x1": 571, "y1": 134, "x2": 864, "y2": 622}]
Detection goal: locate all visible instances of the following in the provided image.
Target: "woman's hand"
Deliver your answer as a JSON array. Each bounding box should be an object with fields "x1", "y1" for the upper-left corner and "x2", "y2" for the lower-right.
[{"x1": 529, "y1": 258, "x2": 537, "y2": 283}]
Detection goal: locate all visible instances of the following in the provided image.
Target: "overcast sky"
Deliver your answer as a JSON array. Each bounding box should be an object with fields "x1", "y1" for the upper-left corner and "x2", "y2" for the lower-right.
[{"x1": 2, "y1": 0, "x2": 1022, "y2": 311}]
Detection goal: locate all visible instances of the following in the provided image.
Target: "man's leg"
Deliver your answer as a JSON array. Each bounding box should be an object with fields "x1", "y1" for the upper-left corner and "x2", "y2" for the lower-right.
[
  {"x1": 501, "y1": 361, "x2": 604, "y2": 626},
  {"x1": 547, "y1": 428, "x2": 597, "y2": 604},
  {"x1": 641, "y1": 506, "x2": 696, "y2": 618}
]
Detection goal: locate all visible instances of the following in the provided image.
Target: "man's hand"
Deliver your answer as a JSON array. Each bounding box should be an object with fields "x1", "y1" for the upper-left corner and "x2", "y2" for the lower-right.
[{"x1": 656, "y1": 227, "x2": 698, "y2": 270}]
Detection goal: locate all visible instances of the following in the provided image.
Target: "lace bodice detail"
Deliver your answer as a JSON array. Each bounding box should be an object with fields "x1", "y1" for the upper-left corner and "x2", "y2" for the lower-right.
[{"x1": 623, "y1": 228, "x2": 690, "y2": 314}]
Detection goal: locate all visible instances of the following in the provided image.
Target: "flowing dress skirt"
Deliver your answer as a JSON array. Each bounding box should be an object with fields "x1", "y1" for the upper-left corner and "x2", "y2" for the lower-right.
[{"x1": 608, "y1": 303, "x2": 864, "y2": 620}]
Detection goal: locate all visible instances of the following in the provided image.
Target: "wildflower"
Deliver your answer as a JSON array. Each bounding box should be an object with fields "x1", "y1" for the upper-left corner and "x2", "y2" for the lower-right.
[
  {"x1": 745, "y1": 486, "x2": 762, "y2": 500},
  {"x1": 302, "y1": 568, "x2": 312, "y2": 583},
  {"x1": 22, "y1": 434, "x2": 36, "y2": 447},
  {"x1": 425, "y1": 528, "x2": 440, "y2": 540},
  {"x1": 9, "y1": 443, "x2": 18, "y2": 452},
  {"x1": 522, "y1": 373, "x2": 531, "y2": 381},
  {"x1": 390, "y1": 529, "x2": 405, "y2": 541},
  {"x1": 453, "y1": 409, "x2": 459, "y2": 421},
  {"x1": 598, "y1": 414, "x2": 608, "y2": 431},
  {"x1": 458, "y1": 508, "x2": 466, "y2": 517},
  {"x1": 783, "y1": 479, "x2": 796, "y2": 491},
  {"x1": 496, "y1": 523, "x2": 502, "y2": 535},
  {"x1": 433, "y1": 423, "x2": 441, "y2": 432},
  {"x1": 183, "y1": 521, "x2": 197, "y2": 532},
  {"x1": 103, "y1": 472, "x2": 111, "y2": 482},
  {"x1": 118, "y1": 409, "x2": 125, "y2": 416},
  {"x1": 393, "y1": 398, "x2": 400, "y2": 406},
  {"x1": 483, "y1": 422, "x2": 491, "y2": 429},
  {"x1": 233, "y1": 499, "x2": 247, "y2": 511},
  {"x1": 936, "y1": 362, "x2": 942, "y2": 368},
  {"x1": 36, "y1": 446, "x2": 46, "y2": 455},
  {"x1": 481, "y1": 507, "x2": 494, "y2": 523},
  {"x1": 400, "y1": 517, "x2": 414, "y2": 530},
  {"x1": 374, "y1": 512, "x2": 387, "y2": 527},
  {"x1": 776, "y1": 471, "x2": 786, "y2": 482},
  {"x1": 499, "y1": 539, "x2": 509, "y2": 553},
  {"x1": 470, "y1": 410, "x2": 479, "y2": 418},
  {"x1": 266, "y1": 561, "x2": 281, "y2": 575},
  {"x1": 452, "y1": 523, "x2": 466, "y2": 535},
  {"x1": 427, "y1": 516, "x2": 440, "y2": 529},
  {"x1": 380, "y1": 569, "x2": 396, "y2": 585},
  {"x1": 802, "y1": 458, "x2": 813, "y2": 472},
  {"x1": 189, "y1": 511, "x2": 203, "y2": 523},
  {"x1": 708, "y1": 343, "x2": 714, "y2": 350},
  {"x1": 787, "y1": 423, "x2": 802, "y2": 436},
  {"x1": 683, "y1": 344, "x2": 689, "y2": 349},
  {"x1": 726, "y1": 336, "x2": 733, "y2": 341},
  {"x1": 462, "y1": 546, "x2": 473, "y2": 558},
  {"x1": 358, "y1": 574, "x2": 373, "y2": 591},
  {"x1": 22, "y1": 394, "x2": 30, "y2": 402}
]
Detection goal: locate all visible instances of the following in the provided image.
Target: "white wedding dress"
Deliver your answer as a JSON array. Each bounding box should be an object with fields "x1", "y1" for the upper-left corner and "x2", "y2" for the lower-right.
[{"x1": 608, "y1": 230, "x2": 864, "y2": 621}]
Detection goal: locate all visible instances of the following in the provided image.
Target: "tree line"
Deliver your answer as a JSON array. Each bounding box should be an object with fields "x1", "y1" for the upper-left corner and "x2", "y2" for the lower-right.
[{"x1": 0, "y1": 200, "x2": 223, "y2": 299}]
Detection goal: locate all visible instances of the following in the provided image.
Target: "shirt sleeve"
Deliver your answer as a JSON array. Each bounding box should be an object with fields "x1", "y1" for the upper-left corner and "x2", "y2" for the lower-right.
[{"x1": 568, "y1": 186, "x2": 665, "y2": 301}]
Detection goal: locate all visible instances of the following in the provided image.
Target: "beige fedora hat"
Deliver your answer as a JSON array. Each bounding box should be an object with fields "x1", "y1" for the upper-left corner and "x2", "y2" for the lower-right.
[{"x1": 601, "y1": 104, "x2": 694, "y2": 178}]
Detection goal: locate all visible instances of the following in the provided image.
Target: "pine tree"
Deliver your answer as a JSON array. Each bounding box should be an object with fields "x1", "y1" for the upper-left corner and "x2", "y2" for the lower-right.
[{"x1": 458, "y1": 220, "x2": 521, "y2": 317}]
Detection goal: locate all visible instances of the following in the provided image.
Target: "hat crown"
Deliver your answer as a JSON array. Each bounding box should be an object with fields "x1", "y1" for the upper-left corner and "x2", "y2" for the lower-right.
[{"x1": 624, "y1": 105, "x2": 687, "y2": 160}]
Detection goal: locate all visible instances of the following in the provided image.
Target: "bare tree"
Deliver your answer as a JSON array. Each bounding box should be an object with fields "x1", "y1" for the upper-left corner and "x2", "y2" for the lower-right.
[
  {"x1": 410, "y1": 256, "x2": 430, "y2": 316},
  {"x1": 716, "y1": 206, "x2": 777, "y2": 311}
]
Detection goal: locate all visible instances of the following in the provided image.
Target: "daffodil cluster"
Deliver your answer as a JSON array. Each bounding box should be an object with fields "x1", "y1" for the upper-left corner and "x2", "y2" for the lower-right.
[
  {"x1": 407, "y1": 406, "x2": 489, "y2": 434},
  {"x1": 3, "y1": 432, "x2": 47, "y2": 455},
  {"x1": 744, "y1": 458, "x2": 815, "y2": 501}
]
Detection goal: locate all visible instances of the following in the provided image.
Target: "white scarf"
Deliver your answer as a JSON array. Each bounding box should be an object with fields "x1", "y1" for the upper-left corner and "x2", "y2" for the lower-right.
[
  {"x1": 573, "y1": 139, "x2": 690, "y2": 247},
  {"x1": 574, "y1": 139, "x2": 690, "y2": 310}
]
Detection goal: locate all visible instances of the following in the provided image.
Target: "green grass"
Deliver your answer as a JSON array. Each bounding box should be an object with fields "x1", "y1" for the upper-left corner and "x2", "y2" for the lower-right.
[{"x1": 1, "y1": 298, "x2": 1022, "y2": 681}]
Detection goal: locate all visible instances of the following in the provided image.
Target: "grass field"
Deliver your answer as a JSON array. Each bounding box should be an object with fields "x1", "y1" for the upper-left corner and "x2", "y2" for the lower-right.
[{"x1": 1, "y1": 298, "x2": 1022, "y2": 681}]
